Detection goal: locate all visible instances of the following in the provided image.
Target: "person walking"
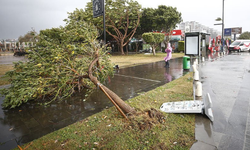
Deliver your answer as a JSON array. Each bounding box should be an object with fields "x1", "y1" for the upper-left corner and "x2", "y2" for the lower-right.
[{"x1": 164, "y1": 42, "x2": 172, "y2": 68}]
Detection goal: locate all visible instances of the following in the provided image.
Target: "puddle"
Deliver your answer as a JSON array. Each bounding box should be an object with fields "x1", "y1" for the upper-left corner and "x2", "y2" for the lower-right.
[
  {"x1": 0, "y1": 51, "x2": 231, "y2": 149},
  {"x1": 0, "y1": 56, "x2": 190, "y2": 149}
]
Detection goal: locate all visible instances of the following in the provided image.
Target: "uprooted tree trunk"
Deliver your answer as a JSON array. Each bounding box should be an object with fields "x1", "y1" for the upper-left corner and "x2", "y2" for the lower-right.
[{"x1": 88, "y1": 57, "x2": 136, "y2": 118}]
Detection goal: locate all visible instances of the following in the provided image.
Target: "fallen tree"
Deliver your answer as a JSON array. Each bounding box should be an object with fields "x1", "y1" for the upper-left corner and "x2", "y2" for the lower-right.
[{"x1": 0, "y1": 21, "x2": 135, "y2": 117}]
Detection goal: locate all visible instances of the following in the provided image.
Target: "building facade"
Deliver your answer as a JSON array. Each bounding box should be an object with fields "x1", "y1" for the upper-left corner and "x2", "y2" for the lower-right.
[
  {"x1": 178, "y1": 21, "x2": 221, "y2": 43},
  {"x1": 0, "y1": 39, "x2": 33, "y2": 51}
]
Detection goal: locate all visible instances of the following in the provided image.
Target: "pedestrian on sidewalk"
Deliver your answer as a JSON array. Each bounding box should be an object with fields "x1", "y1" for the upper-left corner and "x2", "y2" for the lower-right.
[{"x1": 164, "y1": 42, "x2": 172, "y2": 68}]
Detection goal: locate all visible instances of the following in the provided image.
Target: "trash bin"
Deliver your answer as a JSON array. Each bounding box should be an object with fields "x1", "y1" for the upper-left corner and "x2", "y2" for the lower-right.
[{"x1": 183, "y1": 56, "x2": 190, "y2": 69}]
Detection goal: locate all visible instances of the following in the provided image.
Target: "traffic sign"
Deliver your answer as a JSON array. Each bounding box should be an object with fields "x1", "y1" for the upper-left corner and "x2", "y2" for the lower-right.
[{"x1": 224, "y1": 28, "x2": 232, "y2": 36}]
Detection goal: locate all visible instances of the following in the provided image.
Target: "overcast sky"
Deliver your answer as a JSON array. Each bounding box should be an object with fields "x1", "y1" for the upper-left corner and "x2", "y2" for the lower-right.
[{"x1": 0, "y1": 0, "x2": 249, "y2": 40}]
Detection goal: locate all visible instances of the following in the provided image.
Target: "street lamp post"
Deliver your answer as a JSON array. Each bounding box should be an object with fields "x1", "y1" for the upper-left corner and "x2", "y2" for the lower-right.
[
  {"x1": 93, "y1": 0, "x2": 106, "y2": 44},
  {"x1": 222, "y1": 0, "x2": 224, "y2": 43},
  {"x1": 215, "y1": 0, "x2": 225, "y2": 52}
]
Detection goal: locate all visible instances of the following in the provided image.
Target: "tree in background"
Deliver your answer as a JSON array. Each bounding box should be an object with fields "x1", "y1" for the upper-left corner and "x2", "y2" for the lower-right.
[
  {"x1": 67, "y1": 0, "x2": 141, "y2": 55},
  {"x1": 137, "y1": 8, "x2": 156, "y2": 35},
  {"x1": 38, "y1": 27, "x2": 66, "y2": 45},
  {"x1": 142, "y1": 32, "x2": 165, "y2": 55},
  {"x1": 139, "y1": 5, "x2": 182, "y2": 45},
  {"x1": 18, "y1": 28, "x2": 38, "y2": 43},
  {"x1": 238, "y1": 31, "x2": 250, "y2": 39}
]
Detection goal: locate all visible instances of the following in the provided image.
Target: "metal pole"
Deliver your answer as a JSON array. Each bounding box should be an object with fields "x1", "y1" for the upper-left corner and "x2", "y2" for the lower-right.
[
  {"x1": 222, "y1": 0, "x2": 224, "y2": 40},
  {"x1": 103, "y1": 0, "x2": 106, "y2": 44},
  {"x1": 221, "y1": 0, "x2": 225, "y2": 51}
]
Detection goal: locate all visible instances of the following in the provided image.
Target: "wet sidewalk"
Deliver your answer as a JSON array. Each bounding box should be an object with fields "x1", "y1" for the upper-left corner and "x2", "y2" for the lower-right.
[{"x1": 191, "y1": 52, "x2": 250, "y2": 150}]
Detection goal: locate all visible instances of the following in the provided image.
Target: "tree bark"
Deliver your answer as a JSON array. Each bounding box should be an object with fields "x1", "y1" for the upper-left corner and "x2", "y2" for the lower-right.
[
  {"x1": 88, "y1": 57, "x2": 135, "y2": 115},
  {"x1": 135, "y1": 42, "x2": 139, "y2": 53},
  {"x1": 120, "y1": 43, "x2": 125, "y2": 55},
  {"x1": 126, "y1": 44, "x2": 129, "y2": 55},
  {"x1": 152, "y1": 46, "x2": 156, "y2": 55}
]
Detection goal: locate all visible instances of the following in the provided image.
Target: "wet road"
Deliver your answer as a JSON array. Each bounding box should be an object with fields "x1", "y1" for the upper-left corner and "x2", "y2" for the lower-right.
[
  {"x1": 191, "y1": 52, "x2": 250, "y2": 150},
  {"x1": 0, "y1": 55, "x2": 189, "y2": 150},
  {"x1": 0, "y1": 54, "x2": 26, "y2": 64}
]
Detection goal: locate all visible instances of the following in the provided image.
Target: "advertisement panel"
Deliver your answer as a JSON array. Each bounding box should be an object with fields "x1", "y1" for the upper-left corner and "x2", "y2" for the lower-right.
[
  {"x1": 231, "y1": 27, "x2": 242, "y2": 34},
  {"x1": 185, "y1": 32, "x2": 200, "y2": 56}
]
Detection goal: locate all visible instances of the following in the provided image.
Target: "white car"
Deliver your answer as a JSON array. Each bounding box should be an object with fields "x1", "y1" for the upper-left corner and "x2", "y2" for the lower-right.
[{"x1": 228, "y1": 40, "x2": 250, "y2": 52}]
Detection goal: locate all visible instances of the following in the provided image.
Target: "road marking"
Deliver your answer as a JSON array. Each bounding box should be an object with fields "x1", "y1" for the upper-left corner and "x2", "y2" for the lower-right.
[{"x1": 115, "y1": 74, "x2": 161, "y2": 83}]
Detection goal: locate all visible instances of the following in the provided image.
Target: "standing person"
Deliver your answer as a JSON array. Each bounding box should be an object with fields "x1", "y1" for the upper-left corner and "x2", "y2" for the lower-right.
[{"x1": 164, "y1": 42, "x2": 172, "y2": 68}]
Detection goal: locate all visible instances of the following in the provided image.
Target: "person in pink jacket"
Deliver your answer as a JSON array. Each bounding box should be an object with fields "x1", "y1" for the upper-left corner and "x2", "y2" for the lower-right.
[{"x1": 164, "y1": 42, "x2": 172, "y2": 68}]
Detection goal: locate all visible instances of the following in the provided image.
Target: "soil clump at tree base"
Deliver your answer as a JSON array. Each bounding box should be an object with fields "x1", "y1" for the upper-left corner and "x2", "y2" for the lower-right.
[{"x1": 127, "y1": 108, "x2": 166, "y2": 131}]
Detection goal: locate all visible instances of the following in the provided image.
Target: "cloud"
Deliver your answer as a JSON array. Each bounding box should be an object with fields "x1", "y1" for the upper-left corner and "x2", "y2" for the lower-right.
[
  {"x1": 0, "y1": 0, "x2": 249, "y2": 39},
  {"x1": 0, "y1": 0, "x2": 88, "y2": 39}
]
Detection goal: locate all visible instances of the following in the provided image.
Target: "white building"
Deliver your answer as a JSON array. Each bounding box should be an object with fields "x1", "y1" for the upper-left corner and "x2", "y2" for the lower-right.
[
  {"x1": 0, "y1": 39, "x2": 33, "y2": 50},
  {"x1": 178, "y1": 21, "x2": 221, "y2": 42}
]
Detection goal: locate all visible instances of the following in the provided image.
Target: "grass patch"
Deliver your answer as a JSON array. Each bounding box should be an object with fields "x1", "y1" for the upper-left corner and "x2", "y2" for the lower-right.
[
  {"x1": 110, "y1": 53, "x2": 184, "y2": 68},
  {"x1": 0, "y1": 64, "x2": 13, "y2": 86},
  {"x1": 0, "y1": 64, "x2": 13, "y2": 76},
  {"x1": 17, "y1": 72, "x2": 195, "y2": 149},
  {"x1": 2, "y1": 53, "x2": 194, "y2": 149},
  {"x1": 0, "y1": 75, "x2": 11, "y2": 86}
]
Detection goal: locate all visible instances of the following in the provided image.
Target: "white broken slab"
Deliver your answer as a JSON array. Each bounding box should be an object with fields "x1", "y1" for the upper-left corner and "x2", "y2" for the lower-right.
[
  {"x1": 160, "y1": 100, "x2": 203, "y2": 113},
  {"x1": 160, "y1": 93, "x2": 214, "y2": 121}
]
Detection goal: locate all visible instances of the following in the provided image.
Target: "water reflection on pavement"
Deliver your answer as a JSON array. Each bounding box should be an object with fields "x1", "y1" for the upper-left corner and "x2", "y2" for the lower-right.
[
  {"x1": 191, "y1": 51, "x2": 250, "y2": 150},
  {"x1": 0, "y1": 55, "x2": 189, "y2": 149}
]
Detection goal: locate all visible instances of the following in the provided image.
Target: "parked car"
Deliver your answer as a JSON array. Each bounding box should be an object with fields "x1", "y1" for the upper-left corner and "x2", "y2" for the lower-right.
[{"x1": 228, "y1": 40, "x2": 250, "y2": 52}]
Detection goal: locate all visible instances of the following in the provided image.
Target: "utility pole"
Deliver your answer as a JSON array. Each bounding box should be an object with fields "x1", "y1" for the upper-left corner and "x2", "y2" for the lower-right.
[
  {"x1": 222, "y1": 0, "x2": 224, "y2": 42},
  {"x1": 103, "y1": 0, "x2": 106, "y2": 44}
]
